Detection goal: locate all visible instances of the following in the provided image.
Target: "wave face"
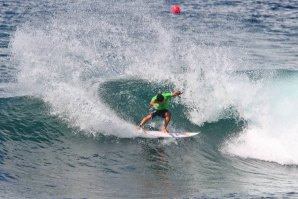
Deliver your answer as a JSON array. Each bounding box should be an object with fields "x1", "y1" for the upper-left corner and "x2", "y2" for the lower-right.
[{"x1": 1, "y1": 0, "x2": 298, "y2": 198}]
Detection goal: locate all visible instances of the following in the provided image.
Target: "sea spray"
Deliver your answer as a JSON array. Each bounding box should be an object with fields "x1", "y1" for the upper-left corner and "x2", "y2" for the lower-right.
[
  {"x1": 11, "y1": 2, "x2": 144, "y2": 137},
  {"x1": 11, "y1": 0, "x2": 248, "y2": 136},
  {"x1": 223, "y1": 73, "x2": 298, "y2": 165}
]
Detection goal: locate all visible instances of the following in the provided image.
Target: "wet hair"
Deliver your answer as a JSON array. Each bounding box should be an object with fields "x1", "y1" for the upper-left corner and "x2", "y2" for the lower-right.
[{"x1": 155, "y1": 94, "x2": 164, "y2": 102}]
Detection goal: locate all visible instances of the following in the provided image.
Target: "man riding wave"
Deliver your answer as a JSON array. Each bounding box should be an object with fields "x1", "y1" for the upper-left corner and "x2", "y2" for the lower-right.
[{"x1": 138, "y1": 91, "x2": 182, "y2": 133}]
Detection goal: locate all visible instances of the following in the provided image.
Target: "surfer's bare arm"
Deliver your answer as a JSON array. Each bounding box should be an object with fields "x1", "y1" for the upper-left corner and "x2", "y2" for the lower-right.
[
  {"x1": 150, "y1": 100, "x2": 159, "y2": 107},
  {"x1": 172, "y1": 91, "x2": 182, "y2": 97}
]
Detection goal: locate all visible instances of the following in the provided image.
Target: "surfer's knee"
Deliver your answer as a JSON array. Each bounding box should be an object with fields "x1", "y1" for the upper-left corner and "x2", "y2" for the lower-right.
[
  {"x1": 165, "y1": 111, "x2": 171, "y2": 118},
  {"x1": 146, "y1": 114, "x2": 153, "y2": 120}
]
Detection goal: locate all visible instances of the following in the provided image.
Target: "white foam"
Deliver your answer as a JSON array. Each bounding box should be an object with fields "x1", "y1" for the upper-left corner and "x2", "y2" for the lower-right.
[
  {"x1": 11, "y1": 2, "x2": 145, "y2": 137},
  {"x1": 9, "y1": 0, "x2": 249, "y2": 137},
  {"x1": 223, "y1": 126, "x2": 298, "y2": 165},
  {"x1": 10, "y1": 0, "x2": 192, "y2": 137},
  {"x1": 223, "y1": 75, "x2": 298, "y2": 165}
]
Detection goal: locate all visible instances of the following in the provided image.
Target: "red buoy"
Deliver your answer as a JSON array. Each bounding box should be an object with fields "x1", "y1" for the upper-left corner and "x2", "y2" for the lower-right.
[{"x1": 171, "y1": 5, "x2": 181, "y2": 14}]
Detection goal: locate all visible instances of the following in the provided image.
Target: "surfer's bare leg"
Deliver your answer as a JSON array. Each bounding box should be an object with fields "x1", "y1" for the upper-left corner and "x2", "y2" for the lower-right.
[
  {"x1": 138, "y1": 114, "x2": 152, "y2": 128},
  {"x1": 162, "y1": 111, "x2": 171, "y2": 133}
]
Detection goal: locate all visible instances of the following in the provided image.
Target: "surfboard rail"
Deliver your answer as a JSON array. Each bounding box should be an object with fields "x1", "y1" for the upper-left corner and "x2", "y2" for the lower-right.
[{"x1": 137, "y1": 130, "x2": 199, "y2": 138}]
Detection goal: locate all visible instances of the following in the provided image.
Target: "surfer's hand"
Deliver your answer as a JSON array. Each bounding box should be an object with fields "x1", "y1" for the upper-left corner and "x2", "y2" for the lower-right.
[{"x1": 172, "y1": 91, "x2": 182, "y2": 96}]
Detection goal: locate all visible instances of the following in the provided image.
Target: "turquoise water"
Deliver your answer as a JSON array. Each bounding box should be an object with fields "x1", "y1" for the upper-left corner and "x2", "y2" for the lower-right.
[{"x1": 1, "y1": 0, "x2": 298, "y2": 198}]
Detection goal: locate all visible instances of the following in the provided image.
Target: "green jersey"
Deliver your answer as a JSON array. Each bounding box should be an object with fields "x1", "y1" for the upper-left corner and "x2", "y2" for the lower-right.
[{"x1": 151, "y1": 92, "x2": 172, "y2": 110}]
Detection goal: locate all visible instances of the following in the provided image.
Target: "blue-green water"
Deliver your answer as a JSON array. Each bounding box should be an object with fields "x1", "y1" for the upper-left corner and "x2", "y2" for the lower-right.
[{"x1": 1, "y1": 0, "x2": 298, "y2": 198}]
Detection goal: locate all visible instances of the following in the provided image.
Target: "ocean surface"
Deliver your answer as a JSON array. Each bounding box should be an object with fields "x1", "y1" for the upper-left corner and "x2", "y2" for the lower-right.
[{"x1": 1, "y1": 0, "x2": 298, "y2": 198}]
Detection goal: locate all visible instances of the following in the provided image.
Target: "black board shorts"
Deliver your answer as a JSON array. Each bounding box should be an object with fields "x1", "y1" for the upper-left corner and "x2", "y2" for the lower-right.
[{"x1": 149, "y1": 108, "x2": 169, "y2": 119}]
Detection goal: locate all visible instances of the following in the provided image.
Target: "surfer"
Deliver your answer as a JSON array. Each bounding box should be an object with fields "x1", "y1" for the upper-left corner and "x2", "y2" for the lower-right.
[{"x1": 138, "y1": 91, "x2": 182, "y2": 133}]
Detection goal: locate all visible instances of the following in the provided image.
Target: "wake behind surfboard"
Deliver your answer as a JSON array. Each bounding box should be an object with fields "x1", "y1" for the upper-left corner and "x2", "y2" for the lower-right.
[{"x1": 137, "y1": 130, "x2": 199, "y2": 138}]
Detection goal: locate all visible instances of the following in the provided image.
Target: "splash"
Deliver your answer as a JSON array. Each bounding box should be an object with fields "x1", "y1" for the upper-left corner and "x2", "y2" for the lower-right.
[
  {"x1": 11, "y1": 0, "x2": 242, "y2": 137},
  {"x1": 11, "y1": 1, "x2": 149, "y2": 137},
  {"x1": 223, "y1": 73, "x2": 298, "y2": 165},
  {"x1": 10, "y1": 0, "x2": 249, "y2": 136}
]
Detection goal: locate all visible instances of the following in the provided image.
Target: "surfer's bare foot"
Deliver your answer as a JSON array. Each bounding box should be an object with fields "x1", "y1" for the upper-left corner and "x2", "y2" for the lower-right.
[
  {"x1": 162, "y1": 127, "x2": 169, "y2": 133},
  {"x1": 136, "y1": 125, "x2": 147, "y2": 134},
  {"x1": 136, "y1": 125, "x2": 142, "y2": 130}
]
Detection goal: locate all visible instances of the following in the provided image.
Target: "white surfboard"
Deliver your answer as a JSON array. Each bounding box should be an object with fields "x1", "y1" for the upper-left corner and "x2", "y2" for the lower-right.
[{"x1": 138, "y1": 130, "x2": 199, "y2": 138}]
